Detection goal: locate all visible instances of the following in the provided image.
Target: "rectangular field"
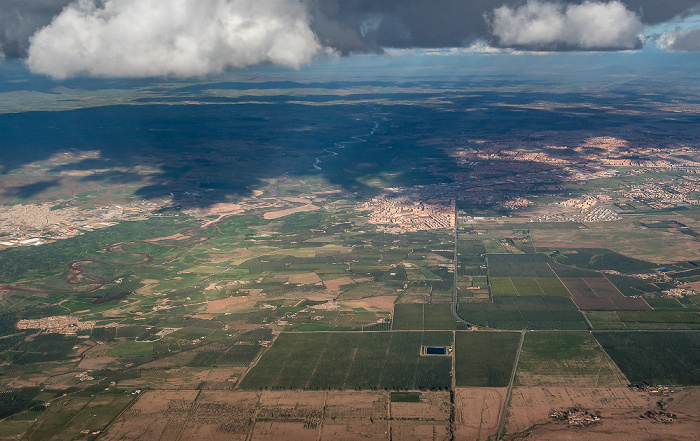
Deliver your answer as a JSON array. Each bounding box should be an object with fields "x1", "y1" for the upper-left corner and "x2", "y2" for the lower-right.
[
  {"x1": 515, "y1": 332, "x2": 627, "y2": 387},
  {"x1": 487, "y1": 254, "x2": 555, "y2": 278},
  {"x1": 489, "y1": 278, "x2": 518, "y2": 296},
  {"x1": 392, "y1": 304, "x2": 423, "y2": 330},
  {"x1": 510, "y1": 278, "x2": 545, "y2": 296},
  {"x1": 490, "y1": 277, "x2": 570, "y2": 297},
  {"x1": 458, "y1": 297, "x2": 588, "y2": 330},
  {"x1": 393, "y1": 303, "x2": 464, "y2": 330},
  {"x1": 562, "y1": 278, "x2": 651, "y2": 311},
  {"x1": 239, "y1": 332, "x2": 452, "y2": 390},
  {"x1": 593, "y1": 332, "x2": 700, "y2": 385},
  {"x1": 454, "y1": 332, "x2": 521, "y2": 387}
]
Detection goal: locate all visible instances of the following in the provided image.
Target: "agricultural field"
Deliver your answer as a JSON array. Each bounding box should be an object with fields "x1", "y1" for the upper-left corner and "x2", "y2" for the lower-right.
[
  {"x1": 4, "y1": 60, "x2": 700, "y2": 441},
  {"x1": 490, "y1": 277, "x2": 570, "y2": 297},
  {"x1": 487, "y1": 254, "x2": 556, "y2": 278},
  {"x1": 594, "y1": 332, "x2": 700, "y2": 385},
  {"x1": 239, "y1": 332, "x2": 452, "y2": 391},
  {"x1": 515, "y1": 332, "x2": 627, "y2": 387},
  {"x1": 587, "y1": 310, "x2": 700, "y2": 330},
  {"x1": 393, "y1": 303, "x2": 467, "y2": 330},
  {"x1": 458, "y1": 296, "x2": 588, "y2": 330},
  {"x1": 562, "y1": 277, "x2": 651, "y2": 311},
  {"x1": 454, "y1": 332, "x2": 521, "y2": 387},
  {"x1": 504, "y1": 387, "x2": 700, "y2": 440}
]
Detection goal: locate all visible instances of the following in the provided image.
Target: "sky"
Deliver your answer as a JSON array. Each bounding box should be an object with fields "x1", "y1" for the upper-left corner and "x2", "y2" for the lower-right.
[{"x1": 0, "y1": 0, "x2": 699, "y2": 79}]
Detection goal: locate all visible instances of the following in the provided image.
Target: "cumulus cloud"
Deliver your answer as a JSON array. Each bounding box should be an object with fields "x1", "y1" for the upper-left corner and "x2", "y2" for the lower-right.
[
  {"x1": 488, "y1": 0, "x2": 644, "y2": 50},
  {"x1": 659, "y1": 26, "x2": 700, "y2": 51},
  {"x1": 27, "y1": 0, "x2": 328, "y2": 78}
]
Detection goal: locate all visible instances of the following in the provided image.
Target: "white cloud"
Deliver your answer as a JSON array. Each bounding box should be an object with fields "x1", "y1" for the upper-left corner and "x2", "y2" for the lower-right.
[
  {"x1": 488, "y1": 0, "x2": 643, "y2": 50},
  {"x1": 26, "y1": 0, "x2": 328, "y2": 78}
]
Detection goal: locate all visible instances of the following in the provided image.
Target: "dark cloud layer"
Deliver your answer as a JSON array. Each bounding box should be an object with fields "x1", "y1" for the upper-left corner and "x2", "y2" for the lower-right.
[
  {"x1": 308, "y1": 0, "x2": 700, "y2": 53},
  {"x1": 0, "y1": 0, "x2": 73, "y2": 58},
  {"x1": 669, "y1": 27, "x2": 700, "y2": 51},
  {"x1": 2, "y1": 0, "x2": 699, "y2": 77}
]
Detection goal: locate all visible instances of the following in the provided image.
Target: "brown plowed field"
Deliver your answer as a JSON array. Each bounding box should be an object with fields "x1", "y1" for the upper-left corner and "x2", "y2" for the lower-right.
[{"x1": 562, "y1": 278, "x2": 650, "y2": 311}]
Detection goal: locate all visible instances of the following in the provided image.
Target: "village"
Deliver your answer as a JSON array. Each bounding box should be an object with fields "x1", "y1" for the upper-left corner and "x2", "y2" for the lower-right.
[{"x1": 362, "y1": 195, "x2": 454, "y2": 232}]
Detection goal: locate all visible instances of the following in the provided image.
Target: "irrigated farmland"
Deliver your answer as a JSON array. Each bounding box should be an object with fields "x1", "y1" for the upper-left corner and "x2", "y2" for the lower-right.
[
  {"x1": 239, "y1": 332, "x2": 452, "y2": 390},
  {"x1": 458, "y1": 297, "x2": 588, "y2": 330},
  {"x1": 454, "y1": 332, "x2": 520, "y2": 387},
  {"x1": 594, "y1": 332, "x2": 700, "y2": 385},
  {"x1": 515, "y1": 332, "x2": 627, "y2": 387}
]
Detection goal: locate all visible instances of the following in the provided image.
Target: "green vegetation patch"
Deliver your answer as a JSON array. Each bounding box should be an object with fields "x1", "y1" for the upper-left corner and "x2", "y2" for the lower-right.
[
  {"x1": 645, "y1": 297, "x2": 685, "y2": 310},
  {"x1": 393, "y1": 303, "x2": 464, "y2": 330},
  {"x1": 606, "y1": 273, "x2": 661, "y2": 297},
  {"x1": 0, "y1": 217, "x2": 196, "y2": 283},
  {"x1": 455, "y1": 332, "x2": 520, "y2": 387},
  {"x1": 187, "y1": 351, "x2": 222, "y2": 367},
  {"x1": 239, "y1": 332, "x2": 451, "y2": 391},
  {"x1": 393, "y1": 303, "x2": 423, "y2": 330},
  {"x1": 217, "y1": 344, "x2": 261, "y2": 366},
  {"x1": 20, "y1": 394, "x2": 133, "y2": 441},
  {"x1": 511, "y1": 278, "x2": 545, "y2": 296},
  {"x1": 613, "y1": 311, "x2": 700, "y2": 329},
  {"x1": 490, "y1": 277, "x2": 518, "y2": 296},
  {"x1": 390, "y1": 392, "x2": 422, "y2": 402},
  {"x1": 516, "y1": 332, "x2": 626, "y2": 387},
  {"x1": 487, "y1": 254, "x2": 555, "y2": 278},
  {"x1": 458, "y1": 297, "x2": 587, "y2": 330},
  {"x1": 536, "y1": 278, "x2": 571, "y2": 297},
  {"x1": 424, "y1": 304, "x2": 461, "y2": 330},
  {"x1": 550, "y1": 248, "x2": 658, "y2": 274},
  {"x1": 594, "y1": 332, "x2": 700, "y2": 385}
]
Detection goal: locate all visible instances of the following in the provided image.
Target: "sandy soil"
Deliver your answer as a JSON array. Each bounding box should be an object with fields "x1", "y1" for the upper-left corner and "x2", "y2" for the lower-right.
[
  {"x1": 534, "y1": 243, "x2": 603, "y2": 248},
  {"x1": 78, "y1": 355, "x2": 117, "y2": 370},
  {"x1": 287, "y1": 273, "x2": 322, "y2": 285},
  {"x1": 681, "y1": 281, "x2": 700, "y2": 290},
  {"x1": 454, "y1": 388, "x2": 506, "y2": 441},
  {"x1": 263, "y1": 204, "x2": 319, "y2": 220},
  {"x1": 390, "y1": 421, "x2": 450, "y2": 441},
  {"x1": 324, "y1": 276, "x2": 356, "y2": 291},
  {"x1": 251, "y1": 422, "x2": 320, "y2": 440},
  {"x1": 303, "y1": 293, "x2": 338, "y2": 302},
  {"x1": 321, "y1": 422, "x2": 388, "y2": 440},
  {"x1": 208, "y1": 248, "x2": 251, "y2": 264},
  {"x1": 103, "y1": 390, "x2": 257, "y2": 441},
  {"x1": 259, "y1": 390, "x2": 326, "y2": 407},
  {"x1": 203, "y1": 202, "x2": 244, "y2": 215},
  {"x1": 343, "y1": 296, "x2": 397, "y2": 312},
  {"x1": 206, "y1": 296, "x2": 250, "y2": 313},
  {"x1": 505, "y1": 387, "x2": 700, "y2": 440},
  {"x1": 392, "y1": 392, "x2": 450, "y2": 421}
]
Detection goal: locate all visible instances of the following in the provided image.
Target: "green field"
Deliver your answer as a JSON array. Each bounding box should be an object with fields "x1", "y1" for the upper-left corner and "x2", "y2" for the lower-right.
[
  {"x1": 491, "y1": 277, "x2": 570, "y2": 297},
  {"x1": 536, "y1": 278, "x2": 571, "y2": 297},
  {"x1": 458, "y1": 297, "x2": 588, "y2": 330},
  {"x1": 489, "y1": 277, "x2": 518, "y2": 296},
  {"x1": 511, "y1": 278, "x2": 545, "y2": 296},
  {"x1": 393, "y1": 303, "x2": 464, "y2": 330},
  {"x1": 588, "y1": 310, "x2": 700, "y2": 330},
  {"x1": 22, "y1": 394, "x2": 134, "y2": 441},
  {"x1": 239, "y1": 332, "x2": 452, "y2": 390},
  {"x1": 515, "y1": 332, "x2": 627, "y2": 387},
  {"x1": 487, "y1": 254, "x2": 555, "y2": 278},
  {"x1": 594, "y1": 332, "x2": 700, "y2": 385},
  {"x1": 454, "y1": 332, "x2": 520, "y2": 387},
  {"x1": 393, "y1": 304, "x2": 423, "y2": 330}
]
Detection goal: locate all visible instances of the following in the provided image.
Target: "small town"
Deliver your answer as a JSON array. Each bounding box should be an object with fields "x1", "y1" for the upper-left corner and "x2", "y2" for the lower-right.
[{"x1": 363, "y1": 196, "x2": 455, "y2": 232}]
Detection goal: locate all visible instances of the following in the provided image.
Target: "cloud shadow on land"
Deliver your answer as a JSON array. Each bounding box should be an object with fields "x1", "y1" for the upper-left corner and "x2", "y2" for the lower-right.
[
  {"x1": 5, "y1": 179, "x2": 61, "y2": 199},
  {"x1": 0, "y1": 83, "x2": 697, "y2": 209}
]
